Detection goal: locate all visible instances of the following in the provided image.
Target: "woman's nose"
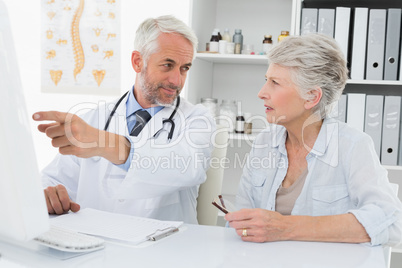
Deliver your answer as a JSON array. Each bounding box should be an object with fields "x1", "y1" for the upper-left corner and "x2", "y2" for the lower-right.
[{"x1": 258, "y1": 85, "x2": 269, "y2": 100}]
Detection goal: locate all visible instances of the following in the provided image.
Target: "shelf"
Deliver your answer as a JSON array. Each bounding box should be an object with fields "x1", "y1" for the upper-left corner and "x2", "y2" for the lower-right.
[
  {"x1": 195, "y1": 53, "x2": 269, "y2": 65},
  {"x1": 383, "y1": 165, "x2": 402, "y2": 171},
  {"x1": 392, "y1": 245, "x2": 402, "y2": 254},
  {"x1": 229, "y1": 132, "x2": 259, "y2": 141},
  {"x1": 347, "y1": 79, "x2": 402, "y2": 86}
]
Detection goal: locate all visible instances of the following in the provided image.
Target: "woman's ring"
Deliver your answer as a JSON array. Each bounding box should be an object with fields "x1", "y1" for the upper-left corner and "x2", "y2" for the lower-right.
[{"x1": 242, "y1": 228, "x2": 247, "y2": 237}]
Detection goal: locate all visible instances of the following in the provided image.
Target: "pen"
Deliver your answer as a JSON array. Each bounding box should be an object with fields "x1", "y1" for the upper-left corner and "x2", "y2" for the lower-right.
[
  {"x1": 218, "y1": 194, "x2": 226, "y2": 208},
  {"x1": 212, "y1": 200, "x2": 229, "y2": 214},
  {"x1": 148, "y1": 228, "x2": 179, "y2": 241}
]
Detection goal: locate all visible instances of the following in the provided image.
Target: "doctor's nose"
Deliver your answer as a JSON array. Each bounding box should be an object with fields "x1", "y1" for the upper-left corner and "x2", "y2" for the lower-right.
[{"x1": 168, "y1": 69, "x2": 182, "y2": 87}]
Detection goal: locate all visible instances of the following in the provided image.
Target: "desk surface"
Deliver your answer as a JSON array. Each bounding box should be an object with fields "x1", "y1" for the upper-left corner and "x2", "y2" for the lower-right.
[{"x1": 0, "y1": 224, "x2": 386, "y2": 268}]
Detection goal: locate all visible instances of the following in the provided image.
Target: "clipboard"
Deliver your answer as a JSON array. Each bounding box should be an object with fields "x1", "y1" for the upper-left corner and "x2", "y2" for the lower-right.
[{"x1": 50, "y1": 208, "x2": 183, "y2": 245}]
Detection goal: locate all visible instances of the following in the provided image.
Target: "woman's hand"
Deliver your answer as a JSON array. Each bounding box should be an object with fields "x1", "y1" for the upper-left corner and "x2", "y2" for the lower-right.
[
  {"x1": 225, "y1": 208, "x2": 294, "y2": 242},
  {"x1": 225, "y1": 209, "x2": 371, "y2": 244}
]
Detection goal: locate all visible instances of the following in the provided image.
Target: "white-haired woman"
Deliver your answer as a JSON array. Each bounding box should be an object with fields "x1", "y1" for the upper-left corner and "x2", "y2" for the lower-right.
[{"x1": 225, "y1": 34, "x2": 402, "y2": 246}]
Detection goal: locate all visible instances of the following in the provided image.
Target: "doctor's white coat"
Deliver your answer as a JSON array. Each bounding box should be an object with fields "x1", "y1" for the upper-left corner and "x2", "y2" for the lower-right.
[{"x1": 41, "y1": 94, "x2": 216, "y2": 224}]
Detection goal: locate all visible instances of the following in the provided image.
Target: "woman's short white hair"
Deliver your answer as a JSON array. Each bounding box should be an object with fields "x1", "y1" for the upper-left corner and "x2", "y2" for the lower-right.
[
  {"x1": 134, "y1": 15, "x2": 198, "y2": 67},
  {"x1": 267, "y1": 34, "x2": 348, "y2": 118}
]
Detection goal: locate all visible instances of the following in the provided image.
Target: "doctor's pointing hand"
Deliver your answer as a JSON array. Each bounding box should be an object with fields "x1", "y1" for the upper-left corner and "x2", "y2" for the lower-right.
[{"x1": 33, "y1": 111, "x2": 130, "y2": 164}]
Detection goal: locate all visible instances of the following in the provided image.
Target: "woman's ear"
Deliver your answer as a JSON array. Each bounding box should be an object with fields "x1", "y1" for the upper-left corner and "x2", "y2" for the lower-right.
[
  {"x1": 304, "y1": 87, "x2": 322, "y2": 110},
  {"x1": 131, "y1": 51, "x2": 143, "y2": 73}
]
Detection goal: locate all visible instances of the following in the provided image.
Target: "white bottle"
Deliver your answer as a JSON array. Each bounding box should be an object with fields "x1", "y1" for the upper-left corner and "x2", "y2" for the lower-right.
[
  {"x1": 222, "y1": 28, "x2": 231, "y2": 42},
  {"x1": 209, "y1": 30, "x2": 219, "y2": 52}
]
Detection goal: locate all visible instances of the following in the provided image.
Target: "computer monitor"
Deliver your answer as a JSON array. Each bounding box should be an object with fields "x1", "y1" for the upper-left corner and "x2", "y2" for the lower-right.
[{"x1": 0, "y1": 0, "x2": 49, "y2": 241}]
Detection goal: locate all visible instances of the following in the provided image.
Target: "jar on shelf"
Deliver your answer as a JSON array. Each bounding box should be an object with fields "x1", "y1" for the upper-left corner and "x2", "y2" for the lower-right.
[
  {"x1": 200, "y1": 98, "x2": 218, "y2": 118},
  {"x1": 218, "y1": 100, "x2": 237, "y2": 132},
  {"x1": 262, "y1": 35, "x2": 273, "y2": 54},
  {"x1": 278, "y1": 30, "x2": 289, "y2": 42},
  {"x1": 209, "y1": 30, "x2": 220, "y2": 52},
  {"x1": 233, "y1": 29, "x2": 243, "y2": 54},
  {"x1": 222, "y1": 28, "x2": 231, "y2": 42}
]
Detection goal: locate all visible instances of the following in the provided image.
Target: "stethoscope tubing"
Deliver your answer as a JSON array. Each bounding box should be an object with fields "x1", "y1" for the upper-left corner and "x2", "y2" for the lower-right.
[{"x1": 104, "y1": 91, "x2": 179, "y2": 140}]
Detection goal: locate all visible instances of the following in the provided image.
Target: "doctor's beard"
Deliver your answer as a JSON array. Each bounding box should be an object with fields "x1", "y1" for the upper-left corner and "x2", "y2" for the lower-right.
[{"x1": 138, "y1": 68, "x2": 181, "y2": 107}]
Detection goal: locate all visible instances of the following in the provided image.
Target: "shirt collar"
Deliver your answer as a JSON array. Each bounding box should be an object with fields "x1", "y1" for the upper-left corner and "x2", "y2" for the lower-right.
[
  {"x1": 126, "y1": 86, "x2": 164, "y2": 118},
  {"x1": 310, "y1": 117, "x2": 338, "y2": 157}
]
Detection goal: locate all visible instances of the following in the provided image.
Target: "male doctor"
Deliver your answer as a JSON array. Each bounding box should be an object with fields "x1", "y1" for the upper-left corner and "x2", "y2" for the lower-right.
[{"x1": 33, "y1": 15, "x2": 215, "y2": 224}]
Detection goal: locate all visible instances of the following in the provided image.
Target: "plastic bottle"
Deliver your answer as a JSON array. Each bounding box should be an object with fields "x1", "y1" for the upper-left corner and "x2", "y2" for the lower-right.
[
  {"x1": 262, "y1": 35, "x2": 273, "y2": 54},
  {"x1": 222, "y1": 28, "x2": 231, "y2": 42},
  {"x1": 233, "y1": 29, "x2": 243, "y2": 54}
]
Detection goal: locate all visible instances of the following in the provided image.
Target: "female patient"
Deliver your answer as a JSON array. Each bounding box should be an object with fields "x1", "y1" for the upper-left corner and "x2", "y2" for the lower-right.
[{"x1": 225, "y1": 34, "x2": 402, "y2": 246}]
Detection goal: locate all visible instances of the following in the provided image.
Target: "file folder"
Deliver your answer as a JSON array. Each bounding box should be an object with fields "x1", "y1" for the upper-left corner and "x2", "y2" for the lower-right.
[
  {"x1": 366, "y1": 9, "x2": 387, "y2": 80},
  {"x1": 381, "y1": 96, "x2": 401, "y2": 165},
  {"x1": 317, "y1": 9, "x2": 335, "y2": 37},
  {"x1": 399, "y1": 117, "x2": 402, "y2": 165},
  {"x1": 350, "y1": 8, "x2": 368, "y2": 80},
  {"x1": 346, "y1": 93, "x2": 366, "y2": 132},
  {"x1": 301, "y1": 8, "x2": 318, "y2": 35},
  {"x1": 330, "y1": 94, "x2": 347, "y2": 122},
  {"x1": 364, "y1": 95, "x2": 384, "y2": 159},
  {"x1": 337, "y1": 94, "x2": 347, "y2": 123},
  {"x1": 384, "y1": 9, "x2": 401, "y2": 81},
  {"x1": 334, "y1": 7, "x2": 351, "y2": 60}
]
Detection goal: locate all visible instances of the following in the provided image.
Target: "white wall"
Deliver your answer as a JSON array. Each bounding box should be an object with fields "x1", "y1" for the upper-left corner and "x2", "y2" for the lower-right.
[{"x1": 3, "y1": 0, "x2": 190, "y2": 169}]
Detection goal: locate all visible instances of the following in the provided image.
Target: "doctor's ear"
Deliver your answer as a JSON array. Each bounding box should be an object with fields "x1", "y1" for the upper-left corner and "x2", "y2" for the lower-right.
[
  {"x1": 131, "y1": 51, "x2": 143, "y2": 73},
  {"x1": 304, "y1": 87, "x2": 322, "y2": 110}
]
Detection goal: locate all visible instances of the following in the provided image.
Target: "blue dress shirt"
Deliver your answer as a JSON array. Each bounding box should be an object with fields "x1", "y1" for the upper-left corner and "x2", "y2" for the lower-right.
[{"x1": 118, "y1": 88, "x2": 163, "y2": 171}]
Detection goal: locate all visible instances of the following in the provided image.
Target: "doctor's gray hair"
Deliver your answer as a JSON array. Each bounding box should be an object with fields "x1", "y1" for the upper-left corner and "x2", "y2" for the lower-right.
[
  {"x1": 134, "y1": 15, "x2": 198, "y2": 67},
  {"x1": 267, "y1": 34, "x2": 348, "y2": 118}
]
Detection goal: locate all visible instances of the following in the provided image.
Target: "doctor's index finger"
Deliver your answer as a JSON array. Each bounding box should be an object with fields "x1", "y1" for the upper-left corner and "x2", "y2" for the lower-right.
[{"x1": 33, "y1": 111, "x2": 71, "y2": 123}]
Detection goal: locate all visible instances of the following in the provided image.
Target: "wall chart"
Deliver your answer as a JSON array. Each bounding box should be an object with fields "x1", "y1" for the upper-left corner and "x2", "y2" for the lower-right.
[{"x1": 41, "y1": 0, "x2": 120, "y2": 95}]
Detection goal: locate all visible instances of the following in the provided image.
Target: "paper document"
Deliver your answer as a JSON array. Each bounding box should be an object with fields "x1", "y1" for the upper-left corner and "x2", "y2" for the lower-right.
[{"x1": 50, "y1": 208, "x2": 183, "y2": 244}]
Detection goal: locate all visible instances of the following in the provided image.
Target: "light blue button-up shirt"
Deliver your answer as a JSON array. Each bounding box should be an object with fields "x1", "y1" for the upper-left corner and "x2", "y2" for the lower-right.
[
  {"x1": 117, "y1": 88, "x2": 163, "y2": 171},
  {"x1": 236, "y1": 118, "x2": 402, "y2": 246}
]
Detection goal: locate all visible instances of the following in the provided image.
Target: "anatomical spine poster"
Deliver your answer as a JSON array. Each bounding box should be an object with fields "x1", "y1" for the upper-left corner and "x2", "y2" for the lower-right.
[{"x1": 41, "y1": 0, "x2": 120, "y2": 95}]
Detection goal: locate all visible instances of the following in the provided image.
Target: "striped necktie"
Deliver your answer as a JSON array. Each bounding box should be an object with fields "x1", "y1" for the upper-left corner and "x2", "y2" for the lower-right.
[{"x1": 130, "y1": 110, "x2": 152, "y2": 136}]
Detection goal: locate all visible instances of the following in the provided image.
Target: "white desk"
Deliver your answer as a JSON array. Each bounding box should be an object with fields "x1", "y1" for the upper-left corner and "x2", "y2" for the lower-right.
[{"x1": 0, "y1": 224, "x2": 386, "y2": 268}]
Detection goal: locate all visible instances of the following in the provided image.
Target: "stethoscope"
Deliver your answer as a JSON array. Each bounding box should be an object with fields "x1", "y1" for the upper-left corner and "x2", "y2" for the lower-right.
[{"x1": 104, "y1": 91, "x2": 180, "y2": 140}]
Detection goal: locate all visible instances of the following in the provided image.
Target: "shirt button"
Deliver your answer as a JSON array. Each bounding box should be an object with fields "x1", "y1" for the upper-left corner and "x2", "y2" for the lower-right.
[{"x1": 118, "y1": 199, "x2": 125, "y2": 202}]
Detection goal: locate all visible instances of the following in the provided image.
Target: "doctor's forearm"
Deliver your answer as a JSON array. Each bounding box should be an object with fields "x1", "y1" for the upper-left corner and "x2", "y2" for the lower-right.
[{"x1": 99, "y1": 132, "x2": 130, "y2": 165}]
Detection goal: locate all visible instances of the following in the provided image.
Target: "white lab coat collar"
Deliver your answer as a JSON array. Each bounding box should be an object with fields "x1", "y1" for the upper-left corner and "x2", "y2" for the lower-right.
[{"x1": 108, "y1": 93, "x2": 178, "y2": 141}]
